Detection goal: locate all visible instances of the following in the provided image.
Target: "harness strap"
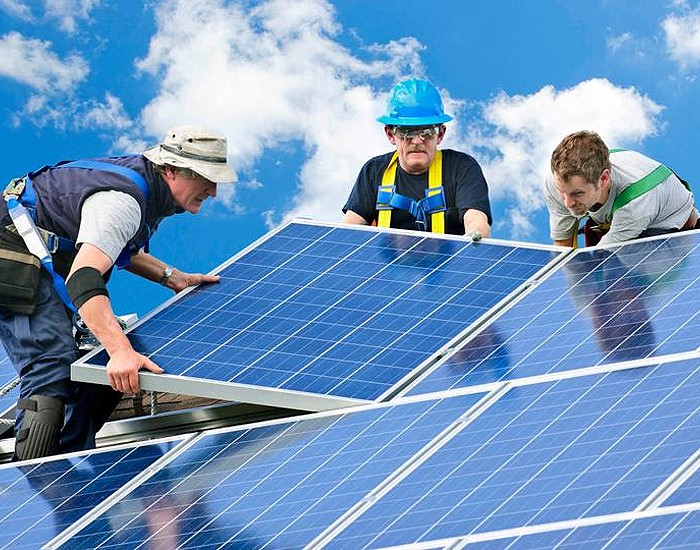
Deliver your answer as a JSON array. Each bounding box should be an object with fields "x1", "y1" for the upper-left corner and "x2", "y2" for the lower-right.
[
  {"x1": 611, "y1": 164, "x2": 673, "y2": 215},
  {"x1": 376, "y1": 150, "x2": 445, "y2": 233},
  {"x1": 3, "y1": 159, "x2": 152, "y2": 311},
  {"x1": 571, "y1": 150, "x2": 681, "y2": 248},
  {"x1": 428, "y1": 150, "x2": 444, "y2": 233},
  {"x1": 377, "y1": 152, "x2": 398, "y2": 229},
  {"x1": 61, "y1": 160, "x2": 149, "y2": 196},
  {"x1": 5, "y1": 196, "x2": 76, "y2": 312}
]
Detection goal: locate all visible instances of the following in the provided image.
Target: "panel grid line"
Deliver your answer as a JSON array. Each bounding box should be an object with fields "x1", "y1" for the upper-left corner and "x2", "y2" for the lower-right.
[
  {"x1": 252, "y1": 398, "x2": 479, "y2": 549},
  {"x1": 370, "y1": 503, "x2": 700, "y2": 550},
  {"x1": 637, "y1": 448, "x2": 700, "y2": 512},
  {"x1": 44, "y1": 436, "x2": 197, "y2": 549},
  {"x1": 333, "y1": 357, "x2": 700, "y2": 548},
  {"x1": 321, "y1": 247, "x2": 525, "y2": 396},
  {"x1": 140, "y1": 226, "x2": 362, "y2": 369},
  {"x1": 240, "y1": 235, "x2": 453, "y2": 389},
  {"x1": 360, "y1": 364, "x2": 633, "y2": 547},
  {"x1": 405, "y1": 231, "x2": 700, "y2": 396},
  {"x1": 306, "y1": 386, "x2": 510, "y2": 550}
]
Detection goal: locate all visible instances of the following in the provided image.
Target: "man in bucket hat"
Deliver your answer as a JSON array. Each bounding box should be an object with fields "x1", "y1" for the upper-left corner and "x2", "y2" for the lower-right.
[
  {"x1": 0, "y1": 125, "x2": 236, "y2": 460},
  {"x1": 343, "y1": 78, "x2": 492, "y2": 239}
]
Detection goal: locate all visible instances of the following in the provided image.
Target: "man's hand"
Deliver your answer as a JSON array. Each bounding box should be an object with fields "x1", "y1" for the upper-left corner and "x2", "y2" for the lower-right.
[
  {"x1": 463, "y1": 209, "x2": 490, "y2": 240},
  {"x1": 106, "y1": 347, "x2": 164, "y2": 394},
  {"x1": 126, "y1": 251, "x2": 221, "y2": 293},
  {"x1": 164, "y1": 270, "x2": 220, "y2": 293}
]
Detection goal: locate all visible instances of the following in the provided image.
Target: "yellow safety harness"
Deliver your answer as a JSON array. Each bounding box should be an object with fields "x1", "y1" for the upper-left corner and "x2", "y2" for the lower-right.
[{"x1": 376, "y1": 150, "x2": 445, "y2": 233}]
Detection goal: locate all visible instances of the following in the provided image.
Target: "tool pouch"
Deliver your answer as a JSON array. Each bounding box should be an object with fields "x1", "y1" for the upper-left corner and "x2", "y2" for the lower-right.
[
  {"x1": 582, "y1": 217, "x2": 609, "y2": 247},
  {"x1": 0, "y1": 228, "x2": 41, "y2": 315}
]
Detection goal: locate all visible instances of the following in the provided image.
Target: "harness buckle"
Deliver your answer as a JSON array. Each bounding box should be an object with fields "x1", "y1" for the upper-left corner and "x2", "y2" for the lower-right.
[
  {"x1": 3, "y1": 177, "x2": 26, "y2": 201},
  {"x1": 43, "y1": 232, "x2": 59, "y2": 254},
  {"x1": 423, "y1": 186, "x2": 446, "y2": 213},
  {"x1": 376, "y1": 185, "x2": 395, "y2": 210}
]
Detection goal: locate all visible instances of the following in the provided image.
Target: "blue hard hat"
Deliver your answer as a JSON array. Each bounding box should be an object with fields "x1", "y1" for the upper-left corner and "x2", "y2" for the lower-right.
[{"x1": 377, "y1": 78, "x2": 453, "y2": 126}]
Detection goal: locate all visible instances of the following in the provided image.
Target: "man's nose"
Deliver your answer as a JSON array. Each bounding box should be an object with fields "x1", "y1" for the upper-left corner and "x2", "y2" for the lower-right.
[
  {"x1": 563, "y1": 194, "x2": 575, "y2": 208},
  {"x1": 208, "y1": 182, "x2": 217, "y2": 197}
]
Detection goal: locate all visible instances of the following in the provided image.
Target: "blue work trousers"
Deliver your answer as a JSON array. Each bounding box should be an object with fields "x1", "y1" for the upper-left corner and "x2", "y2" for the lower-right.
[{"x1": 0, "y1": 271, "x2": 121, "y2": 454}]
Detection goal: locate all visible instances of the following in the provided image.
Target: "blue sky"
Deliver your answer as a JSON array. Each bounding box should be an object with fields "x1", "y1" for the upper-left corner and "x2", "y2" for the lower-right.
[{"x1": 1, "y1": 0, "x2": 699, "y2": 317}]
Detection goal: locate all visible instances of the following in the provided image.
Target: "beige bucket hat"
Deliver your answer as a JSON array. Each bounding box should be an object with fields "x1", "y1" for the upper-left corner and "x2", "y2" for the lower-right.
[{"x1": 143, "y1": 126, "x2": 237, "y2": 184}]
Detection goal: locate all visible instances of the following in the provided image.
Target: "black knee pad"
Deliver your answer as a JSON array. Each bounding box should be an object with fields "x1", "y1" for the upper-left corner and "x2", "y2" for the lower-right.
[{"x1": 14, "y1": 395, "x2": 65, "y2": 461}]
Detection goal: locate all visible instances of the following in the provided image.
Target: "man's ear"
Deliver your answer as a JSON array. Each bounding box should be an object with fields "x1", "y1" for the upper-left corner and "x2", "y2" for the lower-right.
[
  {"x1": 162, "y1": 165, "x2": 177, "y2": 183},
  {"x1": 436, "y1": 124, "x2": 446, "y2": 145},
  {"x1": 599, "y1": 168, "x2": 611, "y2": 190},
  {"x1": 384, "y1": 126, "x2": 397, "y2": 145}
]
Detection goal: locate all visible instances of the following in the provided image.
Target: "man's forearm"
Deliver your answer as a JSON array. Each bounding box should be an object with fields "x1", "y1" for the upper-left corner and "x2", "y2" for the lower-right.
[
  {"x1": 77, "y1": 294, "x2": 132, "y2": 356},
  {"x1": 463, "y1": 209, "x2": 491, "y2": 238}
]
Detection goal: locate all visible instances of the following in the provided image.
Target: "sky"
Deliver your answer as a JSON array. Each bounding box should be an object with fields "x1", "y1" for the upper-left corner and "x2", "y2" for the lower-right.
[{"x1": 1, "y1": 0, "x2": 699, "y2": 317}]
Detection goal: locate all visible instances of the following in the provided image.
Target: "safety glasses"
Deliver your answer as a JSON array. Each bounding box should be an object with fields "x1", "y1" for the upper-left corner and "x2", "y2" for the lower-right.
[{"x1": 392, "y1": 125, "x2": 440, "y2": 141}]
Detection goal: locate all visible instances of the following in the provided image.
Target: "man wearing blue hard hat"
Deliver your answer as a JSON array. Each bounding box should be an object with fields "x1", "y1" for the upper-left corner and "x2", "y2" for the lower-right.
[{"x1": 343, "y1": 78, "x2": 491, "y2": 239}]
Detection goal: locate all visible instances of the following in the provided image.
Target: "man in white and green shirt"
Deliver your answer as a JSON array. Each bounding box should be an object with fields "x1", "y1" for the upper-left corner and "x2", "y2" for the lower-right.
[{"x1": 544, "y1": 130, "x2": 697, "y2": 247}]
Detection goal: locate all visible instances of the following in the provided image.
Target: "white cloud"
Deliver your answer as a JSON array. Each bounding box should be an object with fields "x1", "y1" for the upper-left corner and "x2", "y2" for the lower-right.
[
  {"x1": 0, "y1": 31, "x2": 88, "y2": 92},
  {"x1": 134, "y1": 0, "x2": 423, "y2": 226},
  {"x1": 130, "y1": 2, "x2": 667, "y2": 240},
  {"x1": 0, "y1": 31, "x2": 137, "y2": 132},
  {"x1": 42, "y1": 0, "x2": 100, "y2": 33},
  {"x1": 0, "y1": 0, "x2": 32, "y2": 20},
  {"x1": 0, "y1": 31, "x2": 108, "y2": 129},
  {"x1": 463, "y1": 78, "x2": 663, "y2": 237},
  {"x1": 13, "y1": 92, "x2": 133, "y2": 133},
  {"x1": 607, "y1": 32, "x2": 633, "y2": 53},
  {"x1": 605, "y1": 31, "x2": 648, "y2": 61},
  {"x1": 662, "y1": 9, "x2": 700, "y2": 69},
  {"x1": 0, "y1": 0, "x2": 99, "y2": 32},
  {"x1": 79, "y1": 93, "x2": 133, "y2": 130}
]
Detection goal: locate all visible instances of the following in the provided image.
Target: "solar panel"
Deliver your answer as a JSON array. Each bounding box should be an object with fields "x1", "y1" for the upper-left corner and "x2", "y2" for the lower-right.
[
  {"x1": 453, "y1": 507, "x2": 700, "y2": 549},
  {"x1": 0, "y1": 384, "x2": 19, "y2": 423},
  {"x1": 327, "y1": 357, "x2": 700, "y2": 548},
  {"x1": 60, "y1": 393, "x2": 485, "y2": 548},
  {"x1": 41, "y1": 355, "x2": 700, "y2": 548},
  {"x1": 405, "y1": 232, "x2": 700, "y2": 396},
  {"x1": 0, "y1": 439, "x2": 185, "y2": 549},
  {"x1": 661, "y1": 467, "x2": 700, "y2": 508},
  {"x1": 0, "y1": 348, "x2": 18, "y2": 426},
  {"x1": 7, "y1": 224, "x2": 698, "y2": 548},
  {"x1": 72, "y1": 220, "x2": 564, "y2": 410}
]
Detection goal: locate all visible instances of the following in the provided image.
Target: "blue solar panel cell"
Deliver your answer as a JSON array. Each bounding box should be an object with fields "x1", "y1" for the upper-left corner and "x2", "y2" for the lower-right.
[
  {"x1": 408, "y1": 232, "x2": 700, "y2": 396},
  {"x1": 462, "y1": 511, "x2": 700, "y2": 549},
  {"x1": 662, "y1": 468, "x2": 700, "y2": 507},
  {"x1": 0, "y1": 348, "x2": 18, "y2": 421},
  {"x1": 0, "y1": 442, "x2": 178, "y2": 549},
  {"x1": 65, "y1": 393, "x2": 484, "y2": 549},
  {"x1": 331, "y1": 358, "x2": 700, "y2": 548},
  {"x1": 0, "y1": 347, "x2": 16, "y2": 385},
  {"x1": 75, "y1": 222, "x2": 561, "y2": 405},
  {"x1": 0, "y1": 385, "x2": 19, "y2": 421}
]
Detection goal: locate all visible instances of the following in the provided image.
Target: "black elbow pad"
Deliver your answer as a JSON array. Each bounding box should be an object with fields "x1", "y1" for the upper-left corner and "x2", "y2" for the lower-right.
[{"x1": 66, "y1": 267, "x2": 108, "y2": 310}]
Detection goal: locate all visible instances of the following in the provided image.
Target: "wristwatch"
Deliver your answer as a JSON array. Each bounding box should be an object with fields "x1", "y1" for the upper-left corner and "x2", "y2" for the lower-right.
[{"x1": 160, "y1": 265, "x2": 174, "y2": 286}]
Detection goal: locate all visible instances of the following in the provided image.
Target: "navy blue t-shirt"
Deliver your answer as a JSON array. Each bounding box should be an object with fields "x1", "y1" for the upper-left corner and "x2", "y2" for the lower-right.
[{"x1": 343, "y1": 149, "x2": 492, "y2": 235}]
